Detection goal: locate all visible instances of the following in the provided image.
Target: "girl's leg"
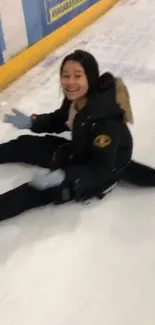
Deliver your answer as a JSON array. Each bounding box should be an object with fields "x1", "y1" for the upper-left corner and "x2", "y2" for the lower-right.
[
  {"x1": 0, "y1": 182, "x2": 73, "y2": 221},
  {"x1": 0, "y1": 134, "x2": 68, "y2": 168},
  {"x1": 123, "y1": 160, "x2": 155, "y2": 186}
]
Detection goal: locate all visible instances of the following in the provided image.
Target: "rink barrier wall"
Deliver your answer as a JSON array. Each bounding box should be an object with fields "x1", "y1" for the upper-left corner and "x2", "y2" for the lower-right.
[{"x1": 0, "y1": 0, "x2": 118, "y2": 91}]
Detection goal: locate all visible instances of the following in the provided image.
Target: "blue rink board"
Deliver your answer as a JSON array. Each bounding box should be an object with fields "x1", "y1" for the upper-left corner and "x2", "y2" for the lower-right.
[{"x1": 22, "y1": 0, "x2": 100, "y2": 46}]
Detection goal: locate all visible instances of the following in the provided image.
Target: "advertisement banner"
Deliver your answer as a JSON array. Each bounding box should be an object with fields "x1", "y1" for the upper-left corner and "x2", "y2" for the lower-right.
[{"x1": 41, "y1": 0, "x2": 99, "y2": 36}]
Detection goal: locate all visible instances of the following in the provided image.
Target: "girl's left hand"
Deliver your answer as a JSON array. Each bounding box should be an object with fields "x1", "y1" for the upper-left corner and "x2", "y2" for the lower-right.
[{"x1": 30, "y1": 169, "x2": 66, "y2": 190}]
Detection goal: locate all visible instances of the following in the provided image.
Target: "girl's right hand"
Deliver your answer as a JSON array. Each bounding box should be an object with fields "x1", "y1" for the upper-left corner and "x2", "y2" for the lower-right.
[{"x1": 4, "y1": 108, "x2": 32, "y2": 129}]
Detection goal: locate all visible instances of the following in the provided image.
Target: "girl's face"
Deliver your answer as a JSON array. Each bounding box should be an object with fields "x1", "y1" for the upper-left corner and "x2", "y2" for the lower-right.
[{"x1": 60, "y1": 60, "x2": 89, "y2": 101}]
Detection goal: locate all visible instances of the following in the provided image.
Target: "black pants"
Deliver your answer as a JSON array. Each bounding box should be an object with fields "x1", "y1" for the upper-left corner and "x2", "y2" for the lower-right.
[
  {"x1": 123, "y1": 160, "x2": 155, "y2": 187},
  {"x1": 0, "y1": 134, "x2": 69, "y2": 168},
  {"x1": 0, "y1": 134, "x2": 72, "y2": 221},
  {"x1": 0, "y1": 182, "x2": 74, "y2": 221},
  {"x1": 0, "y1": 135, "x2": 155, "y2": 220}
]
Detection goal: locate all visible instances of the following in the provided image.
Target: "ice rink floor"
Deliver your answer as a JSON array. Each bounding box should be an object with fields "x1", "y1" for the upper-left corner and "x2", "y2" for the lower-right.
[{"x1": 0, "y1": 0, "x2": 155, "y2": 324}]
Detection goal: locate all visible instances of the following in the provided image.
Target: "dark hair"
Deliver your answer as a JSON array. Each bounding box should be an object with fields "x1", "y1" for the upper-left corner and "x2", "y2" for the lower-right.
[
  {"x1": 60, "y1": 50, "x2": 100, "y2": 93},
  {"x1": 98, "y1": 72, "x2": 115, "y2": 91}
]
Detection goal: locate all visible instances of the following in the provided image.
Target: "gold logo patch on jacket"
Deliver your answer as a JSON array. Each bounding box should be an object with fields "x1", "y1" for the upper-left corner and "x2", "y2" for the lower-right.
[{"x1": 94, "y1": 134, "x2": 112, "y2": 148}]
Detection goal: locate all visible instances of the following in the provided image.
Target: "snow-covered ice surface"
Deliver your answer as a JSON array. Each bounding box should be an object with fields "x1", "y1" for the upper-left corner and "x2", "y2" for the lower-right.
[{"x1": 1, "y1": 0, "x2": 155, "y2": 324}]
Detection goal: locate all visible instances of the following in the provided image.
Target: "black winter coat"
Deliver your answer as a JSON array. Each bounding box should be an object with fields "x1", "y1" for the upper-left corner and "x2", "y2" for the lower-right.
[{"x1": 31, "y1": 80, "x2": 133, "y2": 196}]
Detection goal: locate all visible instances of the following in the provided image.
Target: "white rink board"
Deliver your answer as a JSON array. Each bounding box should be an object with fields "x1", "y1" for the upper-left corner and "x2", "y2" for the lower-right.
[
  {"x1": 0, "y1": 0, "x2": 28, "y2": 62},
  {"x1": 0, "y1": 0, "x2": 155, "y2": 324}
]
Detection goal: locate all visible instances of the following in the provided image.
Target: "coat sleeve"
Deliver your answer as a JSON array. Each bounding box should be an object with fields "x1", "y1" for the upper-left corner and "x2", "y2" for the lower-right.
[
  {"x1": 65, "y1": 117, "x2": 122, "y2": 195},
  {"x1": 30, "y1": 99, "x2": 70, "y2": 134}
]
